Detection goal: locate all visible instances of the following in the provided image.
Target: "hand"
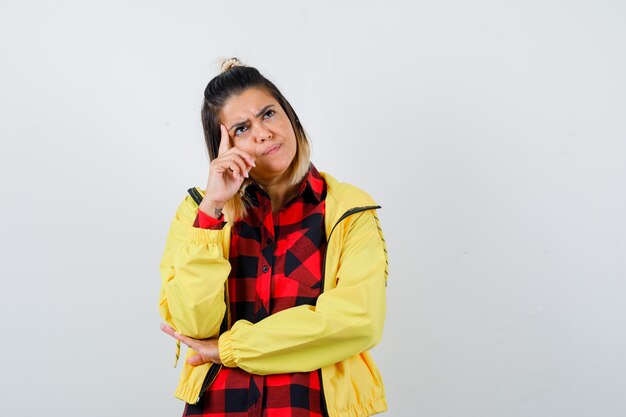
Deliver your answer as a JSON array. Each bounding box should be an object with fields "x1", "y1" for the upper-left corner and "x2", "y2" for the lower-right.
[
  {"x1": 201, "y1": 124, "x2": 256, "y2": 214},
  {"x1": 160, "y1": 323, "x2": 223, "y2": 366}
]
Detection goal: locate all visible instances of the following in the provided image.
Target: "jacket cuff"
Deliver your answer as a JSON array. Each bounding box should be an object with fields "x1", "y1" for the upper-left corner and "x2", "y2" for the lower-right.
[
  {"x1": 218, "y1": 330, "x2": 237, "y2": 368},
  {"x1": 194, "y1": 210, "x2": 226, "y2": 230},
  {"x1": 188, "y1": 227, "x2": 226, "y2": 246}
]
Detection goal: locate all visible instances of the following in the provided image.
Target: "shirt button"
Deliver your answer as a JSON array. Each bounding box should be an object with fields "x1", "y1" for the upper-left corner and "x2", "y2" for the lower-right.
[
  {"x1": 266, "y1": 238, "x2": 273, "y2": 245},
  {"x1": 262, "y1": 265, "x2": 269, "y2": 273}
]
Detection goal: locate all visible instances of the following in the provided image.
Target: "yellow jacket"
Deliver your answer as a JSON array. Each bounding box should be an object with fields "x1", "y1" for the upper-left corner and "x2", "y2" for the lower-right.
[{"x1": 159, "y1": 171, "x2": 389, "y2": 417}]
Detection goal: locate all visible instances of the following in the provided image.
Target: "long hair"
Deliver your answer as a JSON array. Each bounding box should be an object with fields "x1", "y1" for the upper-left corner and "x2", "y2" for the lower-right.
[{"x1": 201, "y1": 58, "x2": 311, "y2": 222}]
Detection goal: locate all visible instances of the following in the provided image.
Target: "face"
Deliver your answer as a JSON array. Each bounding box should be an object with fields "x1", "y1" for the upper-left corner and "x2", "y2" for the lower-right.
[{"x1": 219, "y1": 87, "x2": 297, "y2": 184}]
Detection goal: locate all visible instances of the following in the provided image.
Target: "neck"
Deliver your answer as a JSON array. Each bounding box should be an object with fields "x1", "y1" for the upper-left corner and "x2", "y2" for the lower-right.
[{"x1": 254, "y1": 170, "x2": 299, "y2": 213}]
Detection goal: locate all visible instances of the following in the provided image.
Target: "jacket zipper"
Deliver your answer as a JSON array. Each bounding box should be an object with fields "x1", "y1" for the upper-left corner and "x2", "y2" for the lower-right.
[
  {"x1": 318, "y1": 205, "x2": 382, "y2": 417},
  {"x1": 188, "y1": 187, "x2": 204, "y2": 205},
  {"x1": 192, "y1": 302, "x2": 230, "y2": 404},
  {"x1": 319, "y1": 205, "x2": 381, "y2": 292},
  {"x1": 193, "y1": 280, "x2": 232, "y2": 404},
  {"x1": 194, "y1": 363, "x2": 221, "y2": 404}
]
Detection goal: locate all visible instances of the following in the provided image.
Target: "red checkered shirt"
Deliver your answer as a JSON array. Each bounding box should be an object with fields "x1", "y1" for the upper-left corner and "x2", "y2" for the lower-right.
[{"x1": 184, "y1": 163, "x2": 327, "y2": 417}]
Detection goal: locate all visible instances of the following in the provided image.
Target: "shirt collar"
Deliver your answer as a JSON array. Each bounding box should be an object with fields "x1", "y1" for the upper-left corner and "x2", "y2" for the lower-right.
[
  {"x1": 297, "y1": 162, "x2": 325, "y2": 203},
  {"x1": 245, "y1": 162, "x2": 325, "y2": 206}
]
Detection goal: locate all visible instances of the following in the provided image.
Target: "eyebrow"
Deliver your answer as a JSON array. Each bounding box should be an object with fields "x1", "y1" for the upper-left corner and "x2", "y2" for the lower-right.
[{"x1": 229, "y1": 104, "x2": 276, "y2": 132}]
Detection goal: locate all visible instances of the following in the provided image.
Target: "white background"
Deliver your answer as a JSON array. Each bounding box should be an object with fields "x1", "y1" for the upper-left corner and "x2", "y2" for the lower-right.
[{"x1": 1, "y1": 1, "x2": 625, "y2": 416}]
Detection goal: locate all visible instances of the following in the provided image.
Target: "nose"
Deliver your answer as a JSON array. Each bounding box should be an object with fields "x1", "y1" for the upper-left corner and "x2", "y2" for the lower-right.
[{"x1": 251, "y1": 121, "x2": 272, "y2": 142}]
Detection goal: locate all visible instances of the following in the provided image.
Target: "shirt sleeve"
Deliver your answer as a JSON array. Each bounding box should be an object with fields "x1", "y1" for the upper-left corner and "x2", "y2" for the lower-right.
[{"x1": 194, "y1": 208, "x2": 226, "y2": 230}]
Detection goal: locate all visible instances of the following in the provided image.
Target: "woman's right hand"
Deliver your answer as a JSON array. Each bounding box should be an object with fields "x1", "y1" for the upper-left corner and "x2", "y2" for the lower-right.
[{"x1": 199, "y1": 124, "x2": 256, "y2": 218}]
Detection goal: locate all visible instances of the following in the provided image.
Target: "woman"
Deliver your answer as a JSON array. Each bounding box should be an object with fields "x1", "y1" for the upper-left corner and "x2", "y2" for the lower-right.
[{"x1": 158, "y1": 57, "x2": 389, "y2": 417}]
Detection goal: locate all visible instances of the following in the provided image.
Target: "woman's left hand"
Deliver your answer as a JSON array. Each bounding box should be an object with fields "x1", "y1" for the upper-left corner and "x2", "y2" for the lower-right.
[{"x1": 160, "y1": 323, "x2": 223, "y2": 366}]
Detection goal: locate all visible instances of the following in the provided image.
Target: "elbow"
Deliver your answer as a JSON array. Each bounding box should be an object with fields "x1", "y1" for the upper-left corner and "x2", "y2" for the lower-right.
[
  {"x1": 370, "y1": 320, "x2": 384, "y2": 348},
  {"x1": 172, "y1": 301, "x2": 226, "y2": 339},
  {"x1": 345, "y1": 311, "x2": 384, "y2": 353},
  {"x1": 359, "y1": 304, "x2": 385, "y2": 350},
  {"x1": 362, "y1": 316, "x2": 384, "y2": 350}
]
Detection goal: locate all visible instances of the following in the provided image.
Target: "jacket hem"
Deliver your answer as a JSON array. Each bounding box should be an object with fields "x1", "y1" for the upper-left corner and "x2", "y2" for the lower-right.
[
  {"x1": 328, "y1": 396, "x2": 388, "y2": 417},
  {"x1": 174, "y1": 384, "x2": 201, "y2": 405}
]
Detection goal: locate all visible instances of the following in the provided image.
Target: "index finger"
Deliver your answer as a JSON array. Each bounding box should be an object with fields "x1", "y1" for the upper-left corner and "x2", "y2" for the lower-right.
[
  {"x1": 160, "y1": 323, "x2": 198, "y2": 349},
  {"x1": 217, "y1": 124, "x2": 231, "y2": 156}
]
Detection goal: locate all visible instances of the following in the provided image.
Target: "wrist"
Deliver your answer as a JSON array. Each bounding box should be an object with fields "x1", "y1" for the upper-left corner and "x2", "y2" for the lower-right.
[{"x1": 199, "y1": 200, "x2": 225, "y2": 219}]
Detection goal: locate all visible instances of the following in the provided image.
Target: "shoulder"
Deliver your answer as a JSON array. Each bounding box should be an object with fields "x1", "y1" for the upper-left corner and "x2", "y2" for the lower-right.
[
  {"x1": 173, "y1": 187, "x2": 205, "y2": 221},
  {"x1": 319, "y1": 171, "x2": 378, "y2": 210}
]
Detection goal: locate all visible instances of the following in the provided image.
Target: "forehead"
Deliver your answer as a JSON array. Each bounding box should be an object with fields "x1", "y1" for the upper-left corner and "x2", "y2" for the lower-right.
[{"x1": 219, "y1": 87, "x2": 278, "y2": 122}]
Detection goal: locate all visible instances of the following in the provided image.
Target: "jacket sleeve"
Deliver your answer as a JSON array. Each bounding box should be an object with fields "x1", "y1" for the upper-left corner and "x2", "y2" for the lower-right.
[
  {"x1": 218, "y1": 209, "x2": 387, "y2": 375},
  {"x1": 158, "y1": 194, "x2": 232, "y2": 339}
]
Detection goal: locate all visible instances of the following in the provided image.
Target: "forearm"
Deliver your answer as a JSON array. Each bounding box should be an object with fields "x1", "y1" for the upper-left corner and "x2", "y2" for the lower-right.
[{"x1": 218, "y1": 280, "x2": 385, "y2": 374}]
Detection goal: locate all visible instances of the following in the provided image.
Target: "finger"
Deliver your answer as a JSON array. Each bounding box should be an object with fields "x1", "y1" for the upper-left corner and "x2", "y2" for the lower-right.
[
  {"x1": 223, "y1": 154, "x2": 249, "y2": 178},
  {"x1": 175, "y1": 333, "x2": 198, "y2": 349},
  {"x1": 220, "y1": 159, "x2": 242, "y2": 181},
  {"x1": 160, "y1": 323, "x2": 197, "y2": 349},
  {"x1": 216, "y1": 154, "x2": 246, "y2": 180},
  {"x1": 217, "y1": 124, "x2": 231, "y2": 156},
  {"x1": 160, "y1": 323, "x2": 176, "y2": 337},
  {"x1": 187, "y1": 354, "x2": 207, "y2": 366},
  {"x1": 224, "y1": 147, "x2": 256, "y2": 168}
]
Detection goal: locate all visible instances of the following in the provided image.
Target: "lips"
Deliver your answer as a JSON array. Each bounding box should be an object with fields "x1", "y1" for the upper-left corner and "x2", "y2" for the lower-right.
[{"x1": 263, "y1": 144, "x2": 281, "y2": 155}]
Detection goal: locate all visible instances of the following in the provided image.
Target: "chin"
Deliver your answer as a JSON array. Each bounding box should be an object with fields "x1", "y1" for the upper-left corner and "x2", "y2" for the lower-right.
[{"x1": 254, "y1": 160, "x2": 294, "y2": 181}]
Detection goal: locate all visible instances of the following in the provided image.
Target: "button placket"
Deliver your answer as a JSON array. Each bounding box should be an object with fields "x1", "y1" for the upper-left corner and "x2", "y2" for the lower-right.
[{"x1": 259, "y1": 199, "x2": 275, "y2": 315}]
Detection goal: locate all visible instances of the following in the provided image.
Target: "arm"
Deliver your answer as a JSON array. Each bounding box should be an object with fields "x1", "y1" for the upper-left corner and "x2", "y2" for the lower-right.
[
  {"x1": 218, "y1": 210, "x2": 388, "y2": 375},
  {"x1": 158, "y1": 194, "x2": 231, "y2": 339}
]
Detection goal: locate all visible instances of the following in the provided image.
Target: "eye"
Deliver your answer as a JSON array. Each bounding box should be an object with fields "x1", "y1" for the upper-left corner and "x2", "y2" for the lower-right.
[
  {"x1": 234, "y1": 125, "x2": 248, "y2": 136},
  {"x1": 263, "y1": 109, "x2": 276, "y2": 119}
]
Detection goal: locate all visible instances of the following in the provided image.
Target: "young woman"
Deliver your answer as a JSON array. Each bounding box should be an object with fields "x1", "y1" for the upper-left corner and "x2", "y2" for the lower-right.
[{"x1": 159, "y1": 57, "x2": 389, "y2": 417}]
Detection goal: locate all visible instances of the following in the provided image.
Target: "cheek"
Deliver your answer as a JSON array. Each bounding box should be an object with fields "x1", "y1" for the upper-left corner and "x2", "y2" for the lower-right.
[
  {"x1": 234, "y1": 141, "x2": 256, "y2": 156},
  {"x1": 282, "y1": 123, "x2": 297, "y2": 147},
  {"x1": 289, "y1": 134, "x2": 298, "y2": 154}
]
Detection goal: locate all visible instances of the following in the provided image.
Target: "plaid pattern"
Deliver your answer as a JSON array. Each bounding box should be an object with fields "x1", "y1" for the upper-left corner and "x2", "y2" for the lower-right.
[{"x1": 186, "y1": 163, "x2": 327, "y2": 417}]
